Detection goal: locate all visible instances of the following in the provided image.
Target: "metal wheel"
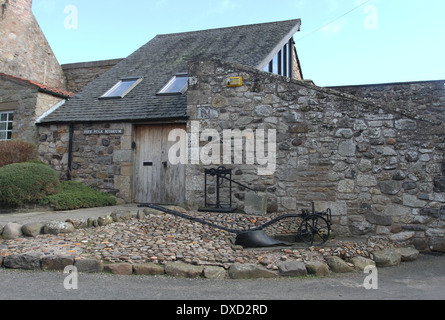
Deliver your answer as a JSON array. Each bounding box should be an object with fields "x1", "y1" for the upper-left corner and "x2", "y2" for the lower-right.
[
  {"x1": 216, "y1": 166, "x2": 228, "y2": 186},
  {"x1": 297, "y1": 214, "x2": 331, "y2": 246}
]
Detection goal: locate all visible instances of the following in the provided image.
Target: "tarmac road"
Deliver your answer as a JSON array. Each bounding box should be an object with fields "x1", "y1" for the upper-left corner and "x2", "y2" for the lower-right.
[{"x1": 0, "y1": 253, "x2": 444, "y2": 301}]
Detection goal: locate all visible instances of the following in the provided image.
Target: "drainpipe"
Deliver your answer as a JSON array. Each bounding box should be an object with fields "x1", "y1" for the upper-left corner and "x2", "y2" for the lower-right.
[{"x1": 67, "y1": 122, "x2": 74, "y2": 181}]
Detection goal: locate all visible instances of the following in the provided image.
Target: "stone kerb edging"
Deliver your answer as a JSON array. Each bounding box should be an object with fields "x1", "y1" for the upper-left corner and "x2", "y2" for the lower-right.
[
  {"x1": 0, "y1": 246, "x2": 420, "y2": 279},
  {"x1": 0, "y1": 209, "x2": 140, "y2": 239},
  {"x1": 0, "y1": 208, "x2": 421, "y2": 279}
]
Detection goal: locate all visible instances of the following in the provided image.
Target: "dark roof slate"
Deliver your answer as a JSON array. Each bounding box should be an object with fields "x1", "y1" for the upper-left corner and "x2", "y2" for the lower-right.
[{"x1": 40, "y1": 19, "x2": 301, "y2": 124}]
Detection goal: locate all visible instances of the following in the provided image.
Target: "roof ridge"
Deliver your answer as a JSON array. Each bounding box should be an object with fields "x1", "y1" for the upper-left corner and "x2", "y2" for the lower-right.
[
  {"x1": 38, "y1": 18, "x2": 303, "y2": 124},
  {"x1": 0, "y1": 72, "x2": 75, "y2": 98},
  {"x1": 156, "y1": 18, "x2": 301, "y2": 38}
]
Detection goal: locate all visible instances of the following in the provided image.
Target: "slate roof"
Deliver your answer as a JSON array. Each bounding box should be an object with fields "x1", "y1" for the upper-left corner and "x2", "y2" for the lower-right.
[{"x1": 39, "y1": 19, "x2": 301, "y2": 124}]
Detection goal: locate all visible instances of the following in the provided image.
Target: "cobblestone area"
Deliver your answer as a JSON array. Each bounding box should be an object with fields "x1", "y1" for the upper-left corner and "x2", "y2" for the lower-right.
[{"x1": 0, "y1": 208, "x2": 408, "y2": 271}]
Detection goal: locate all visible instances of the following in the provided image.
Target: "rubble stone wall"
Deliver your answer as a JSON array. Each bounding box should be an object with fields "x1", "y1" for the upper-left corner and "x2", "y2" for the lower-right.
[
  {"x1": 37, "y1": 122, "x2": 133, "y2": 202},
  {"x1": 186, "y1": 58, "x2": 445, "y2": 251},
  {"x1": 36, "y1": 58, "x2": 445, "y2": 252},
  {"x1": 0, "y1": 78, "x2": 37, "y2": 143},
  {"x1": 0, "y1": 0, "x2": 66, "y2": 89},
  {"x1": 62, "y1": 59, "x2": 123, "y2": 94},
  {"x1": 0, "y1": 78, "x2": 64, "y2": 144},
  {"x1": 330, "y1": 80, "x2": 445, "y2": 116}
]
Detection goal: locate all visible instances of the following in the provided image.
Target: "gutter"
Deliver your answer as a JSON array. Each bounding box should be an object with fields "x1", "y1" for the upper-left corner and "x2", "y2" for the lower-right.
[{"x1": 38, "y1": 88, "x2": 73, "y2": 99}]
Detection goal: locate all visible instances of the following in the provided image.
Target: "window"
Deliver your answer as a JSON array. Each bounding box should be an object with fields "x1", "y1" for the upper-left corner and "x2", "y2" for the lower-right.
[
  {"x1": 0, "y1": 111, "x2": 13, "y2": 141},
  {"x1": 100, "y1": 77, "x2": 143, "y2": 99},
  {"x1": 158, "y1": 74, "x2": 188, "y2": 95},
  {"x1": 264, "y1": 39, "x2": 293, "y2": 78}
]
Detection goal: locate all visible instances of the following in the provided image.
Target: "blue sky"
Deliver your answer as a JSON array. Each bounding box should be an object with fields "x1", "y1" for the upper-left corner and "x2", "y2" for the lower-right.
[{"x1": 33, "y1": 0, "x2": 445, "y2": 87}]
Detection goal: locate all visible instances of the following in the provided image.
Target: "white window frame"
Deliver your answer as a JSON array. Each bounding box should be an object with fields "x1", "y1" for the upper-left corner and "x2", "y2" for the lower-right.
[
  {"x1": 100, "y1": 77, "x2": 143, "y2": 99},
  {"x1": 157, "y1": 73, "x2": 188, "y2": 96},
  {"x1": 0, "y1": 111, "x2": 14, "y2": 141}
]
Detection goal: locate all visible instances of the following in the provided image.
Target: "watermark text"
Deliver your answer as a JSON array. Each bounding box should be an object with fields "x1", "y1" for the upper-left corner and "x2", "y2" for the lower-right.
[{"x1": 168, "y1": 121, "x2": 277, "y2": 175}]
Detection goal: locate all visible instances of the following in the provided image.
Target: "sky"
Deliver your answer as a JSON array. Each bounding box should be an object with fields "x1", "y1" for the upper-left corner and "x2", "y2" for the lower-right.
[{"x1": 32, "y1": 0, "x2": 445, "y2": 87}]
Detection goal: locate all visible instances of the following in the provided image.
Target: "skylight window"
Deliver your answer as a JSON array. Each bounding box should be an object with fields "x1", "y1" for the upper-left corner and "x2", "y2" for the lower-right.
[
  {"x1": 100, "y1": 77, "x2": 143, "y2": 99},
  {"x1": 158, "y1": 74, "x2": 188, "y2": 95}
]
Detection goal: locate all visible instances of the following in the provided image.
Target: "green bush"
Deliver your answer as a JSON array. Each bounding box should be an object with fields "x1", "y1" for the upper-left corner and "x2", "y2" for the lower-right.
[
  {"x1": 0, "y1": 140, "x2": 38, "y2": 168},
  {"x1": 44, "y1": 181, "x2": 117, "y2": 211},
  {"x1": 0, "y1": 162, "x2": 60, "y2": 207}
]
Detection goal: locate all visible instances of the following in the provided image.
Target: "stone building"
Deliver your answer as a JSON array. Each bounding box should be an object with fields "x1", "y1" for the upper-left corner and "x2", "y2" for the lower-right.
[
  {"x1": 1, "y1": 2, "x2": 444, "y2": 251},
  {"x1": 0, "y1": 0, "x2": 66, "y2": 89},
  {"x1": 0, "y1": 0, "x2": 69, "y2": 143},
  {"x1": 0, "y1": 73, "x2": 73, "y2": 142},
  {"x1": 0, "y1": 0, "x2": 116, "y2": 143},
  {"x1": 34, "y1": 17, "x2": 445, "y2": 251},
  {"x1": 37, "y1": 19, "x2": 304, "y2": 204}
]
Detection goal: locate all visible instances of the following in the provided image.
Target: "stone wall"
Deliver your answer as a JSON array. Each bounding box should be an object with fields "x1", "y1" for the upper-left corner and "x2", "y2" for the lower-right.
[
  {"x1": 38, "y1": 123, "x2": 69, "y2": 174},
  {"x1": 0, "y1": 77, "x2": 65, "y2": 144},
  {"x1": 0, "y1": 78, "x2": 65, "y2": 144},
  {"x1": 186, "y1": 58, "x2": 445, "y2": 251},
  {"x1": 0, "y1": 0, "x2": 67, "y2": 89},
  {"x1": 35, "y1": 92, "x2": 63, "y2": 125},
  {"x1": 37, "y1": 122, "x2": 133, "y2": 202},
  {"x1": 292, "y1": 47, "x2": 303, "y2": 81},
  {"x1": 62, "y1": 59, "x2": 123, "y2": 94},
  {"x1": 35, "y1": 57, "x2": 445, "y2": 251},
  {"x1": 0, "y1": 77, "x2": 36, "y2": 143},
  {"x1": 330, "y1": 80, "x2": 445, "y2": 122}
]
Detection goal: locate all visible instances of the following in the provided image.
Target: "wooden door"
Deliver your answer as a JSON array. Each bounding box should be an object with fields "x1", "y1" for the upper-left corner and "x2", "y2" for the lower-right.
[{"x1": 133, "y1": 124, "x2": 186, "y2": 204}]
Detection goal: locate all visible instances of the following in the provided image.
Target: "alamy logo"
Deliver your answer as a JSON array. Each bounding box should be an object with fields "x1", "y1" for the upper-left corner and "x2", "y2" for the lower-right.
[
  {"x1": 168, "y1": 121, "x2": 277, "y2": 175},
  {"x1": 364, "y1": 5, "x2": 378, "y2": 30},
  {"x1": 64, "y1": 5, "x2": 78, "y2": 30},
  {"x1": 363, "y1": 265, "x2": 378, "y2": 290},
  {"x1": 63, "y1": 266, "x2": 78, "y2": 290}
]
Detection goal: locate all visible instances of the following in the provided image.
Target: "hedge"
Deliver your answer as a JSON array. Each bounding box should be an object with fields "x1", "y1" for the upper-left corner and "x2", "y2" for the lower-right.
[
  {"x1": 0, "y1": 140, "x2": 38, "y2": 168},
  {"x1": 43, "y1": 181, "x2": 117, "y2": 211},
  {"x1": 0, "y1": 162, "x2": 60, "y2": 207}
]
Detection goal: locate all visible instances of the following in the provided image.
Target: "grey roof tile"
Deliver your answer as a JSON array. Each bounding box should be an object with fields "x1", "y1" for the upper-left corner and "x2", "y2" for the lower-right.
[{"x1": 40, "y1": 19, "x2": 301, "y2": 124}]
